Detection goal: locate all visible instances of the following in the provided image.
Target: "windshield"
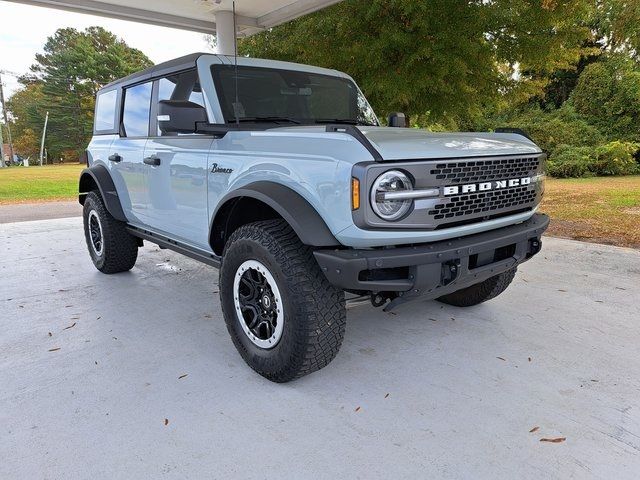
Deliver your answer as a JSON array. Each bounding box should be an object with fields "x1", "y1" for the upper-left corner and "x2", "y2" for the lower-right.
[{"x1": 211, "y1": 65, "x2": 378, "y2": 126}]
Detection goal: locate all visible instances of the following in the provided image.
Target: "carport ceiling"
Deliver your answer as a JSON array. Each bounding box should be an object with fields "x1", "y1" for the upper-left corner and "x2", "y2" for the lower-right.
[{"x1": 3, "y1": 0, "x2": 343, "y2": 35}]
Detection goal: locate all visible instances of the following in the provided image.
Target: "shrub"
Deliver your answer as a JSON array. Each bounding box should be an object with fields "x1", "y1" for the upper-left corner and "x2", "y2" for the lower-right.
[
  {"x1": 592, "y1": 141, "x2": 640, "y2": 176},
  {"x1": 547, "y1": 145, "x2": 595, "y2": 178},
  {"x1": 546, "y1": 141, "x2": 639, "y2": 177}
]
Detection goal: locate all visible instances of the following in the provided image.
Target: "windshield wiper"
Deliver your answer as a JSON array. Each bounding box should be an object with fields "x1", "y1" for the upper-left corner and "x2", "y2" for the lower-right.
[
  {"x1": 230, "y1": 116, "x2": 301, "y2": 124},
  {"x1": 314, "y1": 118, "x2": 377, "y2": 126}
]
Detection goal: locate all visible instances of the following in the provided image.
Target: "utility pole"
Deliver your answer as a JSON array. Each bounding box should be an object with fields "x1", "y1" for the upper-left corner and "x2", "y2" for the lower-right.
[
  {"x1": 0, "y1": 72, "x2": 14, "y2": 166},
  {"x1": 39, "y1": 111, "x2": 49, "y2": 166},
  {"x1": 0, "y1": 113, "x2": 4, "y2": 168}
]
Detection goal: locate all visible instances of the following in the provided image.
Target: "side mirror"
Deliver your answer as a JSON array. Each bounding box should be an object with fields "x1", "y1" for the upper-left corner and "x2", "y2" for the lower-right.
[
  {"x1": 158, "y1": 100, "x2": 207, "y2": 134},
  {"x1": 388, "y1": 112, "x2": 407, "y2": 128}
]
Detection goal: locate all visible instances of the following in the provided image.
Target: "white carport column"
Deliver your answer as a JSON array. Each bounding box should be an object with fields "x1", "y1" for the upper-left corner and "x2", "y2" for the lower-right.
[{"x1": 215, "y1": 10, "x2": 236, "y2": 55}]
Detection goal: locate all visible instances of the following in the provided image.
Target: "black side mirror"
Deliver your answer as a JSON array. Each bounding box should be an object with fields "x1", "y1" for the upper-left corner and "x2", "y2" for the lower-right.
[
  {"x1": 388, "y1": 112, "x2": 407, "y2": 128},
  {"x1": 158, "y1": 100, "x2": 208, "y2": 134}
]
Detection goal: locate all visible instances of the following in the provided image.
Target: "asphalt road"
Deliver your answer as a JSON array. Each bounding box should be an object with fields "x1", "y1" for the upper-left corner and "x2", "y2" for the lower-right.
[
  {"x1": 0, "y1": 200, "x2": 80, "y2": 223},
  {"x1": 1, "y1": 217, "x2": 639, "y2": 479}
]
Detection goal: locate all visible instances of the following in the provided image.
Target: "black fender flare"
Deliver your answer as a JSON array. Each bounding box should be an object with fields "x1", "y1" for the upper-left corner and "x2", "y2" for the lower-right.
[
  {"x1": 78, "y1": 165, "x2": 127, "y2": 222},
  {"x1": 212, "y1": 181, "x2": 340, "y2": 248}
]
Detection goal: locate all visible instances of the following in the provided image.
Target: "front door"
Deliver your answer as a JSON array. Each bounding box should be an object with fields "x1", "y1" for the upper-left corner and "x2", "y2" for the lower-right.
[{"x1": 143, "y1": 71, "x2": 212, "y2": 250}]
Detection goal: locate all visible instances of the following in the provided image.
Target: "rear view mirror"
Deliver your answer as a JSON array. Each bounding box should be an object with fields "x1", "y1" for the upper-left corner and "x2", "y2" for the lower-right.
[
  {"x1": 388, "y1": 112, "x2": 407, "y2": 128},
  {"x1": 158, "y1": 100, "x2": 207, "y2": 134}
]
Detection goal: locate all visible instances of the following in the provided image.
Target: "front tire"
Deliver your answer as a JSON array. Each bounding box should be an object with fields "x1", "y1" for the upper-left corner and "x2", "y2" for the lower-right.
[
  {"x1": 219, "y1": 220, "x2": 346, "y2": 383},
  {"x1": 82, "y1": 191, "x2": 138, "y2": 274},
  {"x1": 437, "y1": 267, "x2": 517, "y2": 307}
]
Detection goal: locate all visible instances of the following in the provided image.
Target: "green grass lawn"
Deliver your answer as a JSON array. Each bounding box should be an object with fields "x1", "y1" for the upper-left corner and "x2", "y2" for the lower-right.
[
  {"x1": 0, "y1": 164, "x2": 85, "y2": 204},
  {"x1": 541, "y1": 175, "x2": 640, "y2": 248}
]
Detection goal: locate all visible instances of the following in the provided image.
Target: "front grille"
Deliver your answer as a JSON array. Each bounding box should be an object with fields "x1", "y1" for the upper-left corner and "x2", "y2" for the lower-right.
[
  {"x1": 430, "y1": 157, "x2": 540, "y2": 184},
  {"x1": 428, "y1": 185, "x2": 537, "y2": 220}
]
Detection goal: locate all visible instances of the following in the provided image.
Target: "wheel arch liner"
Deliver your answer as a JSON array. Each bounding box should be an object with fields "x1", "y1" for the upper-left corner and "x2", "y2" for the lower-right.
[
  {"x1": 212, "y1": 181, "x2": 340, "y2": 248},
  {"x1": 78, "y1": 165, "x2": 127, "y2": 222}
]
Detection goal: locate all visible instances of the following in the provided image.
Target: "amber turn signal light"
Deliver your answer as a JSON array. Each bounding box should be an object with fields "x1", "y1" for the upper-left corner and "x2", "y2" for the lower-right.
[{"x1": 351, "y1": 177, "x2": 360, "y2": 210}]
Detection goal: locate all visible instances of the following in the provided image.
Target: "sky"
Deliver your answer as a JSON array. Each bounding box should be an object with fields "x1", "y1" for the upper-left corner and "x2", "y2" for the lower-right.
[{"x1": 0, "y1": 1, "x2": 214, "y2": 97}]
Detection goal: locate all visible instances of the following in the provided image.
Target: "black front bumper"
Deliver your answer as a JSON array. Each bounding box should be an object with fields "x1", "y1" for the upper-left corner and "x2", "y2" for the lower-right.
[{"x1": 314, "y1": 213, "x2": 549, "y2": 302}]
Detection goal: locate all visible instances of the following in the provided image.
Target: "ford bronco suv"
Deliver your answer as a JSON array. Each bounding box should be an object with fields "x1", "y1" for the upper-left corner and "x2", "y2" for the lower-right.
[{"x1": 80, "y1": 53, "x2": 549, "y2": 382}]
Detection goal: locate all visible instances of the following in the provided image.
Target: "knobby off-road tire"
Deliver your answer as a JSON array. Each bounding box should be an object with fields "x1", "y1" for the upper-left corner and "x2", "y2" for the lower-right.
[
  {"x1": 82, "y1": 191, "x2": 138, "y2": 274},
  {"x1": 219, "y1": 219, "x2": 346, "y2": 383},
  {"x1": 437, "y1": 267, "x2": 517, "y2": 307}
]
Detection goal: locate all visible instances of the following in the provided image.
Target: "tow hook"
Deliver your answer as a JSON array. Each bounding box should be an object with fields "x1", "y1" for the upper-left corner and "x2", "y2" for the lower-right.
[
  {"x1": 441, "y1": 260, "x2": 461, "y2": 286},
  {"x1": 527, "y1": 238, "x2": 542, "y2": 258}
]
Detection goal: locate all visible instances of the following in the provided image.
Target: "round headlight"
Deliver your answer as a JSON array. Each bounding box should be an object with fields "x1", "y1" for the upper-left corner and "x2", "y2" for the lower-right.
[{"x1": 370, "y1": 170, "x2": 413, "y2": 221}]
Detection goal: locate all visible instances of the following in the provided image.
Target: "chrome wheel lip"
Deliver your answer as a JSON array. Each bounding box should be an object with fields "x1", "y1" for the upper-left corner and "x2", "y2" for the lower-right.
[
  {"x1": 233, "y1": 259, "x2": 284, "y2": 349},
  {"x1": 88, "y1": 210, "x2": 104, "y2": 257}
]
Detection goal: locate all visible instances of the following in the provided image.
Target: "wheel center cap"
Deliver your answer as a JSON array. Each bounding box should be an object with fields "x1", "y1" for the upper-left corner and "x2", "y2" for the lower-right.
[{"x1": 262, "y1": 295, "x2": 272, "y2": 309}]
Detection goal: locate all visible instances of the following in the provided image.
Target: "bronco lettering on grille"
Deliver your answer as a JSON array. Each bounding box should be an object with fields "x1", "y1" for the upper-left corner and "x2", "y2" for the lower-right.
[{"x1": 443, "y1": 177, "x2": 532, "y2": 196}]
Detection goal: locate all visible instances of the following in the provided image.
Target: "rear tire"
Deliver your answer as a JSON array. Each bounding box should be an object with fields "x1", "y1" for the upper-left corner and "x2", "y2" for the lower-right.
[
  {"x1": 437, "y1": 267, "x2": 517, "y2": 307},
  {"x1": 82, "y1": 191, "x2": 138, "y2": 274},
  {"x1": 219, "y1": 219, "x2": 346, "y2": 383}
]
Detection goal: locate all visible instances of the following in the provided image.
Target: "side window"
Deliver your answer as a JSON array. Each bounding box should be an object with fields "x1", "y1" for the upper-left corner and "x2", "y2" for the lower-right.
[
  {"x1": 156, "y1": 70, "x2": 205, "y2": 136},
  {"x1": 122, "y1": 82, "x2": 152, "y2": 137},
  {"x1": 94, "y1": 89, "x2": 117, "y2": 132}
]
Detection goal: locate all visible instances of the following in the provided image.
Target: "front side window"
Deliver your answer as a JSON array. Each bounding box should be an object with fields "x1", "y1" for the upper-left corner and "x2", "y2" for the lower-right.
[
  {"x1": 211, "y1": 65, "x2": 378, "y2": 126},
  {"x1": 122, "y1": 82, "x2": 152, "y2": 137},
  {"x1": 94, "y1": 89, "x2": 117, "y2": 132},
  {"x1": 156, "y1": 70, "x2": 205, "y2": 136}
]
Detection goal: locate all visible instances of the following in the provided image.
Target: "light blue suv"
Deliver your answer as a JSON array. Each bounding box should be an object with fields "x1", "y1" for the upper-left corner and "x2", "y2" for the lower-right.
[{"x1": 80, "y1": 53, "x2": 549, "y2": 382}]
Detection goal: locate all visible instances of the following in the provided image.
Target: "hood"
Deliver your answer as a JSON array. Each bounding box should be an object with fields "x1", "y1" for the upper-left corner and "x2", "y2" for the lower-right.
[{"x1": 357, "y1": 126, "x2": 541, "y2": 160}]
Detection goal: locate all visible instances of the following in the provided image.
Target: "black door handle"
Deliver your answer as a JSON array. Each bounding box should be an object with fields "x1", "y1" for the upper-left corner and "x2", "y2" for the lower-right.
[
  {"x1": 143, "y1": 155, "x2": 161, "y2": 166},
  {"x1": 108, "y1": 153, "x2": 122, "y2": 162}
]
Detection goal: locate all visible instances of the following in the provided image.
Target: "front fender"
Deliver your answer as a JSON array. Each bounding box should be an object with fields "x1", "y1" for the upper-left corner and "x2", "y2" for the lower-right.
[{"x1": 213, "y1": 181, "x2": 339, "y2": 247}]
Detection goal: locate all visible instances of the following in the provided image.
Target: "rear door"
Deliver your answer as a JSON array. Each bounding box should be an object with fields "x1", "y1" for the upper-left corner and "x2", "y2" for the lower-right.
[
  {"x1": 109, "y1": 81, "x2": 152, "y2": 225},
  {"x1": 143, "y1": 70, "x2": 213, "y2": 249}
]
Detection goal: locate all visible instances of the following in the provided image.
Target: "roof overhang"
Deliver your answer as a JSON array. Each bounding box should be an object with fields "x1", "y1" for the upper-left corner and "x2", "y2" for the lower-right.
[{"x1": 2, "y1": 0, "x2": 343, "y2": 36}]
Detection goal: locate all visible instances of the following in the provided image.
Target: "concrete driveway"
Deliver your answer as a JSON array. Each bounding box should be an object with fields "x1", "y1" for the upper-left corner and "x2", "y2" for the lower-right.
[{"x1": 1, "y1": 217, "x2": 639, "y2": 479}]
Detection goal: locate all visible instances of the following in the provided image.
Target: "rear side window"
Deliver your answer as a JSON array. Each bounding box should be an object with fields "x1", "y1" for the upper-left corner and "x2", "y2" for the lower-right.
[
  {"x1": 156, "y1": 70, "x2": 204, "y2": 136},
  {"x1": 94, "y1": 89, "x2": 117, "y2": 133},
  {"x1": 122, "y1": 82, "x2": 152, "y2": 137}
]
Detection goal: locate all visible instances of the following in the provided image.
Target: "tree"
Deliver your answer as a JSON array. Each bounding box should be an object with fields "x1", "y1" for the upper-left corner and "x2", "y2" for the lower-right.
[
  {"x1": 238, "y1": 0, "x2": 592, "y2": 125},
  {"x1": 8, "y1": 27, "x2": 152, "y2": 161}
]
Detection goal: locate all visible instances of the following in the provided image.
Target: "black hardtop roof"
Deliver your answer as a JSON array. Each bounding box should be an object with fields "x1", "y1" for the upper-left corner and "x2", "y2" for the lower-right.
[{"x1": 101, "y1": 52, "x2": 211, "y2": 91}]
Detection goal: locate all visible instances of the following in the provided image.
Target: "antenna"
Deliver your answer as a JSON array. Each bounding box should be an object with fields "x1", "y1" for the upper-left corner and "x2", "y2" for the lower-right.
[{"x1": 233, "y1": 1, "x2": 239, "y2": 126}]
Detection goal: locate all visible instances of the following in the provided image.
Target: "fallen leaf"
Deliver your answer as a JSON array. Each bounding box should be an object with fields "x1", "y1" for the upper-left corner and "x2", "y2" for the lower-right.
[
  {"x1": 384, "y1": 393, "x2": 390, "y2": 398},
  {"x1": 58, "y1": 289, "x2": 69, "y2": 292},
  {"x1": 590, "y1": 379, "x2": 599, "y2": 382},
  {"x1": 529, "y1": 426, "x2": 540, "y2": 433},
  {"x1": 558, "y1": 289, "x2": 567, "y2": 293},
  {"x1": 48, "y1": 347, "x2": 61, "y2": 352},
  {"x1": 615, "y1": 287, "x2": 626, "y2": 291},
  {"x1": 64, "y1": 305, "x2": 73, "y2": 308},
  {"x1": 63, "y1": 322, "x2": 76, "y2": 330},
  {"x1": 594, "y1": 300, "x2": 603, "y2": 303},
  {"x1": 178, "y1": 374, "x2": 188, "y2": 379},
  {"x1": 540, "y1": 437, "x2": 566, "y2": 443},
  {"x1": 164, "y1": 418, "x2": 169, "y2": 426},
  {"x1": 355, "y1": 406, "x2": 361, "y2": 412},
  {"x1": 497, "y1": 357, "x2": 506, "y2": 361}
]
